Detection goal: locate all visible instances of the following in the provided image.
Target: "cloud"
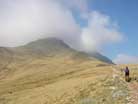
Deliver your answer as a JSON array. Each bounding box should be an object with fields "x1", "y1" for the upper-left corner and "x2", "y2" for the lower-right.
[
  {"x1": 0, "y1": 0, "x2": 123, "y2": 53},
  {"x1": 59, "y1": 0, "x2": 89, "y2": 12},
  {"x1": 0, "y1": 0, "x2": 80, "y2": 46},
  {"x1": 81, "y1": 11, "x2": 123, "y2": 51},
  {"x1": 59, "y1": 0, "x2": 90, "y2": 20},
  {"x1": 113, "y1": 54, "x2": 138, "y2": 64}
]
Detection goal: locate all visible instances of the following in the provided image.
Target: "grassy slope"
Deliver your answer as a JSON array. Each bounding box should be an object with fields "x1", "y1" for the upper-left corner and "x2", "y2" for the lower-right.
[
  {"x1": 0, "y1": 38, "x2": 129, "y2": 104},
  {"x1": 0, "y1": 56, "x2": 129, "y2": 104}
]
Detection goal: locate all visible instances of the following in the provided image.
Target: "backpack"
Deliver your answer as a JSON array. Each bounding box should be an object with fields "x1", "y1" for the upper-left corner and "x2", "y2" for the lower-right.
[{"x1": 125, "y1": 69, "x2": 129, "y2": 73}]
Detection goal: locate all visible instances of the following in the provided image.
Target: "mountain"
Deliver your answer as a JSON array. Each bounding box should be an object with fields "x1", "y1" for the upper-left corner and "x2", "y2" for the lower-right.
[
  {"x1": 19, "y1": 37, "x2": 71, "y2": 55},
  {"x1": 0, "y1": 38, "x2": 129, "y2": 104},
  {"x1": 0, "y1": 37, "x2": 113, "y2": 75},
  {"x1": 12, "y1": 37, "x2": 113, "y2": 64},
  {"x1": 88, "y1": 51, "x2": 114, "y2": 64},
  {"x1": 0, "y1": 37, "x2": 113, "y2": 80}
]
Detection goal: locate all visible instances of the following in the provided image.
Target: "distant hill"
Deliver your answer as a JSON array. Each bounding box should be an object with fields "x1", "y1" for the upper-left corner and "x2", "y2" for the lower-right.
[
  {"x1": 87, "y1": 51, "x2": 114, "y2": 64},
  {"x1": 12, "y1": 38, "x2": 73, "y2": 58},
  {"x1": 0, "y1": 37, "x2": 113, "y2": 64},
  {"x1": 21, "y1": 37, "x2": 71, "y2": 54},
  {"x1": 20, "y1": 37, "x2": 113, "y2": 64}
]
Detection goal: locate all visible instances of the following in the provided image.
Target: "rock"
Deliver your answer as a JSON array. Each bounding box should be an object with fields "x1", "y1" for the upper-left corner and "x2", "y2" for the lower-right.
[
  {"x1": 112, "y1": 90, "x2": 127, "y2": 99},
  {"x1": 80, "y1": 97, "x2": 97, "y2": 104},
  {"x1": 109, "y1": 86, "x2": 116, "y2": 90}
]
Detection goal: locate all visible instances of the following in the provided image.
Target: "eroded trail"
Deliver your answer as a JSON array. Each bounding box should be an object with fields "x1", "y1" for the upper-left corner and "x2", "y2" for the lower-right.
[
  {"x1": 128, "y1": 82, "x2": 138, "y2": 104},
  {"x1": 113, "y1": 66, "x2": 138, "y2": 104}
]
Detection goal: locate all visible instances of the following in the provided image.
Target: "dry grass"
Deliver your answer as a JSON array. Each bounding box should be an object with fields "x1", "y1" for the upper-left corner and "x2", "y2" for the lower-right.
[{"x1": 0, "y1": 57, "x2": 129, "y2": 104}]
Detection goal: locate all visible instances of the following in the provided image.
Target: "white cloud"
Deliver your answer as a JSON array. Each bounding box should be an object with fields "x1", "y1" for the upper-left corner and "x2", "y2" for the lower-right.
[
  {"x1": 113, "y1": 54, "x2": 138, "y2": 64},
  {"x1": 81, "y1": 11, "x2": 123, "y2": 51},
  {"x1": 0, "y1": 0, "x2": 123, "y2": 53},
  {"x1": 0, "y1": 0, "x2": 81, "y2": 46},
  {"x1": 58, "y1": 0, "x2": 89, "y2": 13}
]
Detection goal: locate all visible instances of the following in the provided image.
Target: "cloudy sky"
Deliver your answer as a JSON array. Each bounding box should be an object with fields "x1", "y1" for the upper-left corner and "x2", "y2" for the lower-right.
[{"x1": 0, "y1": 0, "x2": 138, "y2": 64}]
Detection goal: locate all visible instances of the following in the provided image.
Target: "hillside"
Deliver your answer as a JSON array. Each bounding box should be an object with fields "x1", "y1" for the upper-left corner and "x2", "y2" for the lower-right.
[
  {"x1": 12, "y1": 38, "x2": 113, "y2": 64},
  {"x1": 0, "y1": 38, "x2": 130, "y2": 104},
  {"x1": 87, "y1": 52, "x2": 114, "y2": 64},
  {"x1": 0, "y1": 37, "x2": 112, "y2": 81}
]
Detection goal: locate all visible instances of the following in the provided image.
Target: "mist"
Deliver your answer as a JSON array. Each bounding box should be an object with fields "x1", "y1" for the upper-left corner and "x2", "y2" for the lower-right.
[{"x1": 0, "y1": 0, "x2": 122, "y2": 52}]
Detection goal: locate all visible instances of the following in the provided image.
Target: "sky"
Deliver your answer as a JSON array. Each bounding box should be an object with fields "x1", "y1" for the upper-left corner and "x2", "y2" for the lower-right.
[
  {"x1": 0, "y1": 0, "x2": 138, "y2": 64},
  {"x1": 90, "y1": 0, "x2": 138, "y2": 64}
]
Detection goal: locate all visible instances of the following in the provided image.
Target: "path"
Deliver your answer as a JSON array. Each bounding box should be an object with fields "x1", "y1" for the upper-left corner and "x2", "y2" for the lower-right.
[
  {"x1": 128, "y1": 82, "x2": 138, "y2": 104},
  {"x1": 112, "y1": 66, "x2": 138, "y2": 104}
]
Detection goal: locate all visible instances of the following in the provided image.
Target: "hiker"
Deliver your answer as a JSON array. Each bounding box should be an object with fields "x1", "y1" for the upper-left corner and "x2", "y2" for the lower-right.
[{"x1": 124, "y1": 66, "x2": 130, "y2": 82}]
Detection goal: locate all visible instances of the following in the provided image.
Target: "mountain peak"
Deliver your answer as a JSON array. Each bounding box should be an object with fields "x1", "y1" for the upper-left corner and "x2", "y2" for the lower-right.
[
  {"x1": 26, "y1": 37, "x2": 70, "y2": 49},
  {"x1": 15, "y1": 37, "x2": 72, "y2": 57},
  {"x1": 12, "y1": 37, "x2": 113, "y2": 64}
]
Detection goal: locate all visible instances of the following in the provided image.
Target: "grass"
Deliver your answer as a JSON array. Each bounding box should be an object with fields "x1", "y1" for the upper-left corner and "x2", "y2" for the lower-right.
[{"x1": 0, "y1": 57, "x2": 130, "y2": 104}]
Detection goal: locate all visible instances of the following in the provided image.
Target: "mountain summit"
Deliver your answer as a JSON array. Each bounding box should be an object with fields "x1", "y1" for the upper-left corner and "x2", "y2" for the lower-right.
[
  {"x1": 0, "y1": 37, "x2": 113, "y2": 64},
  {"x1": 14, "y1": 37, "x2": 113, "y2": 64},
  {"x1": 20, "y1": 38, "x2": 113, "y2": 64},
  {"x1": 15, "y1": 38, "x2": 72, "y2": 57}
]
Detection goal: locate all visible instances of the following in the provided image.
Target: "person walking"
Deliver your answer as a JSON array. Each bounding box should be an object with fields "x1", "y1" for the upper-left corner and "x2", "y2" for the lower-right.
[{"x1": 124, "y1": 66, "x2": 130, "y2": 82}]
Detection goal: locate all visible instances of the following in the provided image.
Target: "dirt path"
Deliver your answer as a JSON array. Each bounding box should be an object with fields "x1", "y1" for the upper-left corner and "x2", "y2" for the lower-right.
[
  {"x1": 113, "y1": 66, "x2": 138, "y2": 104},
  {"x1": 128, "y1": 82, "x2": 138, "y2": 104}
]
